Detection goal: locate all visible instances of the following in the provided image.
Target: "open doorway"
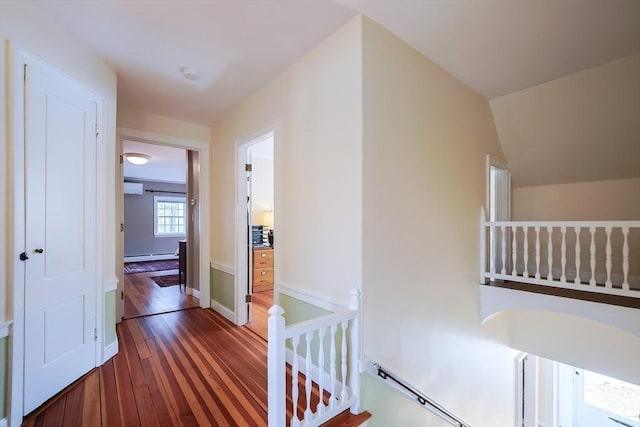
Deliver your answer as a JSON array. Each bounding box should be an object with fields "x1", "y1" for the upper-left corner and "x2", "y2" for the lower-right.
[
  {"x1": 235, "y1": 131, "x2": 274, "y2": 340},
  {"x1": 519, "y1": 354, "x2": 639, "y2": 427},
  {"x1": 121, "y1": 139, "x2": 199, "y2": 318}
]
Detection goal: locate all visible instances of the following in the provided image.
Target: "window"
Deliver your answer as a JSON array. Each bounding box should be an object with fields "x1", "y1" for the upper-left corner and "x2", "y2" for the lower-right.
[
  {"x1": 573, "y1": 368, "x2": 640, "y2": 427},
  {"x1": 154, "y1": 196, "x2": 186, "y2": 237}
]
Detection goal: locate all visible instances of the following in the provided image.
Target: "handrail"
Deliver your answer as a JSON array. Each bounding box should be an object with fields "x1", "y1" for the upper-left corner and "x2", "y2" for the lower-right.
[
  {"x1": 365, "y1": 360, "x2": 472, "y2": 427},
  {"x1": 485, "y1": 220, "x2": 640, "y2": 227},
  {"x1": 284, "y1": 309, "x2": 356, "y2": 338}
]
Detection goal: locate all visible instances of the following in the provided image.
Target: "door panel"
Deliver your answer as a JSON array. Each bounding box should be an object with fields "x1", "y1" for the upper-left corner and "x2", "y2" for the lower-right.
[{"x1": 23, "y1": 59, "x2": 97, "y2": 414}]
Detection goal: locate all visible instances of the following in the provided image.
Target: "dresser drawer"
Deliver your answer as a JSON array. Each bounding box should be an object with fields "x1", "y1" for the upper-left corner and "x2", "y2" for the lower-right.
[
  {"x1": 252, "y1": 267, "x2": 274, "y2": 286},
  {"x1": 253, "y1": 248, "x2": 274, "y2": 268}
]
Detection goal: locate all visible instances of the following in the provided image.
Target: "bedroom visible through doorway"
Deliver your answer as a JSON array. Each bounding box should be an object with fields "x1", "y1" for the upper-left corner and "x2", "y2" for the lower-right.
[{"x1": 121, "y1": 140, "x2": 199, "y2": 318}]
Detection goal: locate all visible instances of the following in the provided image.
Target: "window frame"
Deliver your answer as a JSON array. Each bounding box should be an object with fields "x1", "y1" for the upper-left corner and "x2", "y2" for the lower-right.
[{"x1": 153, "y1": 195, "x2": 187, "y2": 238}]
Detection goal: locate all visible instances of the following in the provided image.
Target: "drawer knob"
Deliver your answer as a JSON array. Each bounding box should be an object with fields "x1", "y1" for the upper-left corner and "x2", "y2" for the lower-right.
[
  {"x1": 261, "y1": 253, "x2": 267, "y2": 258},
  {"x1": 261, "y1": 271, "x2": 267, "y2": 276}
]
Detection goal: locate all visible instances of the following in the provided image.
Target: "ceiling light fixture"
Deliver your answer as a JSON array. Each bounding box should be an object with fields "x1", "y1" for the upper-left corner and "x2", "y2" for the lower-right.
[
  {"x1": 179, "y1": 66, "x2": 201, "y2": 81},
  {"x1": 123, "y1": 152, "x2": 151, "y2": 165}
]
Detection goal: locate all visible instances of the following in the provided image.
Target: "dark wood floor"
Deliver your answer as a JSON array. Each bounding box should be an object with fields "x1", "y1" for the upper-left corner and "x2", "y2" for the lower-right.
[
  {"x1": 124, "y1": 269, "x2": 200, "y2": 319},
  {"x1": 22, "y1": 308, "x2": 370, "y2": 426}
]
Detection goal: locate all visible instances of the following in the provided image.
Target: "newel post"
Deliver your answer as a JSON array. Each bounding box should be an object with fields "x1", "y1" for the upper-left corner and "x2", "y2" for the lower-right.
[
  {"x1": 268, "y1": 305, "x2": 286, "y2": 427},
  {"x1": 349, "y1": 288, "x2": 361, "y2": 414},
  {"x1": 480, "y1": 207, "x2": 486, "y2": 284}
]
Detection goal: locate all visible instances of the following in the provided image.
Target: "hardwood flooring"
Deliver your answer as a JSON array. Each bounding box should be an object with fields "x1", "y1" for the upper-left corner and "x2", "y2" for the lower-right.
[
  {"x1": 124, "y1": 269, "x2": 199, "y2": 319},
  {"x1": 245, "y1": 290, "x2": 273, "y2": 341},
  {"x1": 23, "y1": 308, "x2": 370, "y2": 427}
]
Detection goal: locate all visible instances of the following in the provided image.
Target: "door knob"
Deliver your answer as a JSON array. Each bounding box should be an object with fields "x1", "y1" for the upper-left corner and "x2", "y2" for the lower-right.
[{"x1": 34, "y1": 248, "x2": 44, "y2": 254}]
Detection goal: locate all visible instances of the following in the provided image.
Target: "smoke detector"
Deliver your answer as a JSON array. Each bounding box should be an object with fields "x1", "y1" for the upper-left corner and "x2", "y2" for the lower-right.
[{"x1": 180, "y1": 66, "x2": 201, "y2": 81}]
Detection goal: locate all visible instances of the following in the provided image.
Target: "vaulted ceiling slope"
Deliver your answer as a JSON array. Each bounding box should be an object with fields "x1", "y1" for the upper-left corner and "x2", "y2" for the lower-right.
[{"x1": 30, "y1": 0, "x2": 640, "y2": 126}]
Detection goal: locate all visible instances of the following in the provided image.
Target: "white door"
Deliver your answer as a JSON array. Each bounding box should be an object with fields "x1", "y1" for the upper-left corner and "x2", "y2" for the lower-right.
[{"x1": 23, "y1": 59, "x2": 98, "y2": 414}]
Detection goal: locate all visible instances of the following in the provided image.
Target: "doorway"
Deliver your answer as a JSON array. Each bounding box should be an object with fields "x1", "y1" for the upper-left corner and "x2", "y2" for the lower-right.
[
  {"x1": 116, "y1": 127, "x2": 211, "y2": 323},
  {"x1": 235, "y1": 131, "x2": 274, "y2": 339},
  {"x1": 121, "y1": 140, "x2": 199, "y2": 318}
]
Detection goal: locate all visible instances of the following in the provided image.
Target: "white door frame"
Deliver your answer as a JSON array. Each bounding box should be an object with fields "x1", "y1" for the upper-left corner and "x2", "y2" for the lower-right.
[
  {"x1": 234, "y1": 129, "x2": 274, "y2": 326},
  {"x1": 117, "y1": 127, "x2": 211, "y2": 316},
  {"x1": 9, "y1": 46, "x2": 105, "y2": 427}
]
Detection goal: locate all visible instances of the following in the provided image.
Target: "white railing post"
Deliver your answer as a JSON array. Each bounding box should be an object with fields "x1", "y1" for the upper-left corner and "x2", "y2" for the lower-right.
[
  {"x1": 480, "y1": 208, "x2": 486, "y2": 283},
  {"x1": 268, "y1": 305, "x2": 286, "y2": 427},
  {"x1": 349, "y1": 289, "x2": 361, "y2": 414},
  {"x1": 622, "y1": 226, "x2": 630, "y2": 290},
  {"x1": 574, "y1": 226, "x2": 581, "y2": 285}
]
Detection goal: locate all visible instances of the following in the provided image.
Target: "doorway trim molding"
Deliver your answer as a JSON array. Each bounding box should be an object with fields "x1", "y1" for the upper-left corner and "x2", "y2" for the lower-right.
[
  {"x1": 9, "y1": 45, "x2": 106, "y2": 427},
  {"x1": 234, "y1": 127, "x2": 275, "y2": 326},
  {"x1": 117, "y1": 127, "x2": 211, "y2": 315}
]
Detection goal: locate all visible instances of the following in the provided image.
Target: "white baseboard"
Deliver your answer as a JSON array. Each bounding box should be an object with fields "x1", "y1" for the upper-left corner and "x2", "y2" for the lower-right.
[
  {"x1": 104, "y1": 339, "x2": 119, "y2": 363},
  {"x1": 0, "y1": 417, "x2": 7, "y2": 427},
  {"x1": 125, "y1": 254, "x2": 178, "y2": 262},
  {"x1": 211, "y1": 300, "x2": 235, "y2": 323},
  {"x1": 186, "y1": 287, "x2": 201, "y2": 299}
]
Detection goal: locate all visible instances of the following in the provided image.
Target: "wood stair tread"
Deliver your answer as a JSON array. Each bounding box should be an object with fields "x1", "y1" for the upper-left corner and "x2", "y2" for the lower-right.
[{"x1": 321, "y1": 409, "x2": 372, "y2": 427}]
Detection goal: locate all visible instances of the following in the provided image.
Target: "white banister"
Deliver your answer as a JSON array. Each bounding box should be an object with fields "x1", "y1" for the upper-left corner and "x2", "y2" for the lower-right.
[
  {"x1": 589, "y1": 227, "x2": 596, "y2": 286},
  {"x1": 560, "y1": 226, "x2": 567, "y2": 283},
  {"x1": 574, "y1": 227, "x2": 581, "y2": 285},
  {"x1": 268, "y1": 306, "x2": 286, "y2": 427},
  {"x1": 605, "y1": 226, "x2": 612, "y2": 288},
  {"x1": 479, "y1": 215, "x2": 640, "y2": 299},
  {"x1": 535, "y1": 226, "x2": 541, "y2": 279},
  {"x1": 523, "y1": 226, "x2": 529, "y2": 278},
  {"x1": 501, "y1": 225, "x2": 507, "y2": 275},
  {"x1": 547, "y1": 226, "x2": 553, "y2": 281},
  {"x1": 512, "y1": 225, "x2": 518, "y2": 276},
  {"x1": 268, "y1": 289, "x2": 361, "y2": 427},
  {"x1": 622, "y1": 227, "x2": 630, "y2": 290}
]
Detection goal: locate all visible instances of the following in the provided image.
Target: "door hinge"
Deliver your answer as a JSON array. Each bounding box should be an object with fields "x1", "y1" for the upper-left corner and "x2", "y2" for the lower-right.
[
  {"x1": 245, "y1": 294, "x2": 252, "y2": 303},
  {"x1": 24, "y1": 64, "x2": 27, "y2": 82},
  {"x1": 120, "y1": 223, "x2": 124, "y2": 232},
  {"x1": 94, "y1": 328, "x2": 98, "y2": 341},
  {"x1": 95, "y1": 124, "x2": 99, "y2": 137},
  {"x1": 120, "y1": 154, "x2": 124, "y2": 164},
  {"x1": 245, "y1": 163, "x2": 252, "y2": 172},
  {"x1": 120, "y1": 290, "x2": 125, "y2": 300}
]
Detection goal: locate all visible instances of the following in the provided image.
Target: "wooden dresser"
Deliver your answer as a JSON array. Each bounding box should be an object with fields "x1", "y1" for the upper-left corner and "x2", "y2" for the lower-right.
[{"x1": 252, "y1": 247, "x2": 274, "y2": 293}]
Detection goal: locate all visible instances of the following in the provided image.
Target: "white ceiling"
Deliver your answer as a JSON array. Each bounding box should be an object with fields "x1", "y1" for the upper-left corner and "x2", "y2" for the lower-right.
[
  {"x1": 31, "y1": 1, "x2": 639, "y2": 124},
  {"x1": 123, "y1": 140, "x2": 186, "y2": 184}
]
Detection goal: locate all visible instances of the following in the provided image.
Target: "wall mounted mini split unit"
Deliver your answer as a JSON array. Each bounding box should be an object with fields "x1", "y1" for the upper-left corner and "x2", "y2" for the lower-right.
[{"x1": 123, "y1": 182, "x2": 143, "y2": 195}]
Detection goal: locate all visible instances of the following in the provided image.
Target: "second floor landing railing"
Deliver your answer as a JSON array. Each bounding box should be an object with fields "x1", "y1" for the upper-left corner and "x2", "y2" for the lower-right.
[{"x1": 480, "y1": 208, "x2": 640, "y2": 299}]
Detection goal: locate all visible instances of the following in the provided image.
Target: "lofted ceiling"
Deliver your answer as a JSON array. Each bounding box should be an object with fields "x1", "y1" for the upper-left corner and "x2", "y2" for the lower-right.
[{"x1": 30, "y1": 0, "x2": 640, "y2": 125}]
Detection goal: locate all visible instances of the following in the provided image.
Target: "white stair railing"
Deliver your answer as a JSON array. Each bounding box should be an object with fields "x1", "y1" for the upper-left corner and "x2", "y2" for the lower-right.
[
  {"x1": 268, "y1": 289, "x2": 361, "y2": 427},
  {"x1": 480, "y1": 208, "x2": 640, "y2": 298}
]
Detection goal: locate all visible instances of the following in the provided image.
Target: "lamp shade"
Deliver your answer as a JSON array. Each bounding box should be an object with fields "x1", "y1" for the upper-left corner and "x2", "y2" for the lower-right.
[{"x1": 263, "y1": 210, "x2": 274, "y2": 229}]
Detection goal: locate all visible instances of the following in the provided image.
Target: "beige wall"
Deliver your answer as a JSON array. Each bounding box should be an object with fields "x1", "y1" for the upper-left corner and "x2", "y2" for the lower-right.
[
  {"x1": 361, "y1": 18, "x2": 518, "y2": 425},
  {"x1": 513, "y1": 178, "x2": 640, "y2": 221},
  {"x1": 117, "y1": 105, "x2": 211, "y2": 144},
  {"x1": 210, "y1": 16, "x2": 363, "y2": 303},
  {"x1": 491, "y1": 54, "x2": 640, "y2": 187},
  {"x1": 0, "y1": 1, "x2": 118, "y2": 422}
]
